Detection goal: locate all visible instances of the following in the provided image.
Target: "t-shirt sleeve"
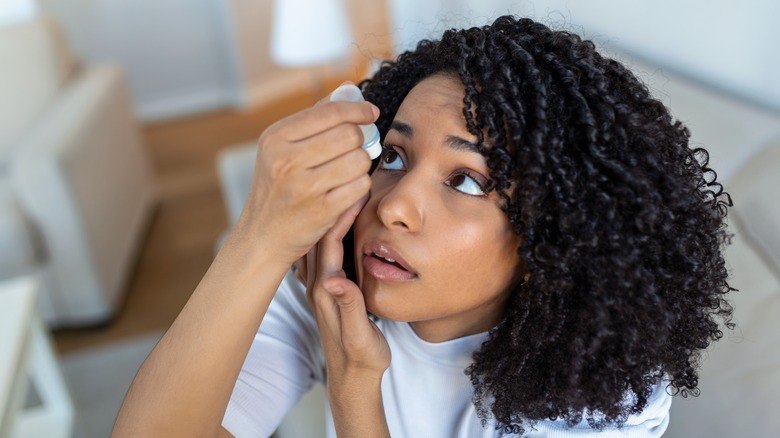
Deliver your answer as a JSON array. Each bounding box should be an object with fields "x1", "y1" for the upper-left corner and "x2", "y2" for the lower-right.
[
  {"x1": 537, "y1": 381, "x2": 672, "y2": 437},
  {"x1": 222, "y1": 269, "x2": 325, "y2": 438}
]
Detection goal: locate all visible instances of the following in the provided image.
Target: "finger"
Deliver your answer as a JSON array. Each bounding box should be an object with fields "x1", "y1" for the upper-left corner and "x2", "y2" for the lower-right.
[
  {"x1": 328, "y1": 194, "x2": 369, "y2": 242},
  {"x1": 322, "y1": 175, "x2": 372, "y2": 223},
  {"x1": 316, "y1": 194, "x2": 369, "y2": 279},
  {"x1": 305, "y1": 147, "x2": 372, "y2": 194},
  {"x1": 321, "y1": 277, "x2": 377, "y2": 347},
  {"x1": 290, "y1": 123, "x2": 366, "y2": 170},
  {"x1": 274, "y1": 101, "x2": 378, "y2": 142}
]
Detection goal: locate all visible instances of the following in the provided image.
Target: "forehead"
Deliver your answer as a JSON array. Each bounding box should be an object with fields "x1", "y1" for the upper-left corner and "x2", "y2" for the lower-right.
[{"x1": 394, "y1": 74, "x2": 469, "y2": 131}]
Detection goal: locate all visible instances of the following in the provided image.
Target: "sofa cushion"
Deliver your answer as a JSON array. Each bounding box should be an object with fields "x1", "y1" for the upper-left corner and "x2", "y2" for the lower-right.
[
  {"x1": 727, "y1": 136, "x2": 780, "y2": 277},
  {"x1": 0, "y1": 181, "x2": 38, "y2": 278},
  {"x1": 664, "y1": 283, "x2": 780, "y2": 438},
  {"x1": 664, "y1": 136, "x2": 780, "y2": 437},
  {"x1": 0, "y1": 17, "x2": 77, "y2": 164}
]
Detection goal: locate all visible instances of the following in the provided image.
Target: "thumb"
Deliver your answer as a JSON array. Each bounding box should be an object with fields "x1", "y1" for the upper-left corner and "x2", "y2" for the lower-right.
[
  {"x1": 322, "y1": 276, "x2": 372, "y2": 334},
  {"x1": 326, "y1": 194, "x2": 369, "y2": 242},
  {"x1": 323, "y1": 277, "x2": 389, "y2": 371}
]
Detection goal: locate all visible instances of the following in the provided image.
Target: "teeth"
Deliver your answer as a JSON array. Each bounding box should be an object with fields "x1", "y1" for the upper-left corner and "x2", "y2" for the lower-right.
[{"x1": 374, "y1": 253, "x2": 396, "y2": 264}]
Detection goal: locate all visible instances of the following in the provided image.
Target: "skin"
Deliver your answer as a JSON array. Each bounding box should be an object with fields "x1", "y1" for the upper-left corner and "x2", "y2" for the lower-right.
[
  {"x1": 299, "y1": 74, "x2": 525, "y2": 435},
  {"x1": 354, "y1": 74, "x2": 525, "y2": 343},
  {"x1": 113, "y1": 76, "x2": 523, "y2": 437},
  {"x1": 113, "y1": 87, "x2": 378, "y2": 437}
]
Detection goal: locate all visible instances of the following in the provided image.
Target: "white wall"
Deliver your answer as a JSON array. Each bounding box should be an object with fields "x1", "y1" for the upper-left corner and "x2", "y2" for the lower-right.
[
  {"x1": 38, "y1": 0, "x2": 239, "y2": 121},
  {"x1": 388, "y1": 0, "x2": 780, "y2": 114},
  {"x1": 32, "y1": 0, "x2": 780, "y2": 121},
  {"x1": 0, "y1": 0, "x2": 38, "y2": 26},
  {"x1": 36, "y1": 0, "x2": 389, "y2": 122}
]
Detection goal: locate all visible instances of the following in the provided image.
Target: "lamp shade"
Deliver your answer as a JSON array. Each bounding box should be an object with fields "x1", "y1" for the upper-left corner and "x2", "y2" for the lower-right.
[{"x1": 270, "y1": 0, "x2": 354, "y2": 67}]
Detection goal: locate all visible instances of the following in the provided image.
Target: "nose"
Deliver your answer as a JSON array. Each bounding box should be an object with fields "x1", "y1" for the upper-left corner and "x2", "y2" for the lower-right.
[{"x1": 376, "y1": 171, "x2": 424, "y2": 233}]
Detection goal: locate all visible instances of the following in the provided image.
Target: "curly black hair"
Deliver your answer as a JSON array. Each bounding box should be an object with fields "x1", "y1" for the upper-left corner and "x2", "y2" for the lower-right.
[{"x1": 358, "y1": 15, "x2": 734, "y2": 434}]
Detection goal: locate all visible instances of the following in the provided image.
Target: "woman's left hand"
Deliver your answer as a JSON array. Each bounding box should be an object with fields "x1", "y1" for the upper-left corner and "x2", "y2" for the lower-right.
[
  {"x1": 305, "y1": 195, "x2": 392, "y2": 437},
  {"x1": 305, "y1": 195, "x2": 391, "y2": 380}
]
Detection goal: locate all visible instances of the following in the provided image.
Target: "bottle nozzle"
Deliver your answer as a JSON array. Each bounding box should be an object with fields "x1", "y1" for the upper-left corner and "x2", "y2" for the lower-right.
[{"x1": 330, "y1": 84, "x2": 382, "y2": 160}]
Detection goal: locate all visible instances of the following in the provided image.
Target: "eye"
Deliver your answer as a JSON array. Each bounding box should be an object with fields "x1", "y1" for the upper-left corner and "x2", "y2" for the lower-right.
[
  {"x1": 379, "y1": 148, "x2": 405, "y2": 171},
  {"x1": 447, "y1": 172, "x2": 486, "y2": 196}
]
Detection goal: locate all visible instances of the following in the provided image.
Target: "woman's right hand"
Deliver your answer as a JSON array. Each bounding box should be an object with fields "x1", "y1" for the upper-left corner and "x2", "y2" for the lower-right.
[
  {"x1": 115, "y1": 86, "x2": 377, "y2": 438},
  {"x1": 232, "y1": 87, "x2": 378, "y2": 265}
]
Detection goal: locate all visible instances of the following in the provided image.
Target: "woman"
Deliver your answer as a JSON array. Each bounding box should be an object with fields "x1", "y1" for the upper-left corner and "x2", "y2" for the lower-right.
[{"x1": 114, "y1": 16, "x2": 734, "y2": 437}]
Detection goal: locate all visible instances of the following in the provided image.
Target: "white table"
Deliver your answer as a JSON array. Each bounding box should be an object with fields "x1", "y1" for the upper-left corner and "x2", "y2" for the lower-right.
[{"x1": 0, "y1": 277, "x2": 74, "y2": 438}]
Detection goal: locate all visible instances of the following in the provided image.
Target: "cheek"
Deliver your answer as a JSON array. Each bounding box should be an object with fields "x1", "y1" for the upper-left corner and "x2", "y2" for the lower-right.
[{"x1": 431, "y1": 218, "x2": 520, "y2": 285}]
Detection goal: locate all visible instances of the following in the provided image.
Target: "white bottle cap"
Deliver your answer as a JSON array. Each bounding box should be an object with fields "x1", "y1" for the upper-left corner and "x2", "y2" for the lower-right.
[
  {"x1": 361, "y1": 124, "x2": 383, "y2": 159},
  {"x1": 330, "y1": 84, "x2": 382, "y2": 160}
]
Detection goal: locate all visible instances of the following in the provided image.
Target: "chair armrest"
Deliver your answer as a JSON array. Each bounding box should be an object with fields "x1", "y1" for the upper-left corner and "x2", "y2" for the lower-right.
[{"x1": 0, "y1": 182, "x2": 37, "y2": 278}]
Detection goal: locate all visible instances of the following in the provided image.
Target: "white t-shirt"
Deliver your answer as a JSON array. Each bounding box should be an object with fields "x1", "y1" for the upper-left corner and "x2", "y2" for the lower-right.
[{"x1": 222, "y1": 270, "x2": 671, "y2": 437}]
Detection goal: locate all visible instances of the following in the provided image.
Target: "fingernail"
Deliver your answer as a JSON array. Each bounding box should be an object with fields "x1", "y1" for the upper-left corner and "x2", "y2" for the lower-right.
[{"x1": 370, "y1": 103, "x2": 380, "y2": 119}]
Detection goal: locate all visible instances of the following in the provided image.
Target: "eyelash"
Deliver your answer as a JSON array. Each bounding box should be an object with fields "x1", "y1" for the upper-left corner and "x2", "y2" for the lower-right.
[
  {"x1": 447, "y1": 170, "x2": 488, "y2": 196},
  {"x1": 378, "y1": 146, "x2": 488, "y2": 197}
]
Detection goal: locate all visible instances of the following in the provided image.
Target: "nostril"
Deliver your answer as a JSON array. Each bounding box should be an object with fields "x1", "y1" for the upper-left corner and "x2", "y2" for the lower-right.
[{"x1": 390, "y1": 219, "x2": 410, "y2": 230}]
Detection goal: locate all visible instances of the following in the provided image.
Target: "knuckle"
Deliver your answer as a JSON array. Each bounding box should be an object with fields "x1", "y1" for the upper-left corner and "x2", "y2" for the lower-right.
[
  {"x1": 304, "y1": 181, "x2": 324, "y2": 201},
  {"x1": 313, "y1": 289, "x2": 332, "y2": 308},
  {"x1": 258, "y1": 124, "x2": 282, "y2": 148},
  {"x1": 357, "y1": 174, "x2": 372, "y2": 192},
  {"x1": 320, "y1": 101, "x2": 345, "y2": 119},
  {"x1": 341, "y1": 147, "x2": 370, "y2": 172},
  {"x1": 269, "y1": 155, "x2": 296, "y2": 180},
  {"x1": 361, "y1": 158, "x2": 372, "y2": 174},
  {"x1": 336, "y1": 294, "x2": 356, "y2": 310},
  {"x1": 341, "y1": 125, "x2": 363, "y2": 148},
  {"x1": 256, "y1": 135, "x2": 271, "y2": 153},
  {"x1": 355, "y1": 149, "x2": 372, "y2": 171},
  {"x1": 343, "y1": 337, "x2": 363, "y2": 352}
]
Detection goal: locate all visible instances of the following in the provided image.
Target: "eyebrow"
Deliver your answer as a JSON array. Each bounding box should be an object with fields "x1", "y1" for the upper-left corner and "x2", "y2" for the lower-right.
[{"x1": 389, "y1": 120, "x2": 481, "y2": 154}]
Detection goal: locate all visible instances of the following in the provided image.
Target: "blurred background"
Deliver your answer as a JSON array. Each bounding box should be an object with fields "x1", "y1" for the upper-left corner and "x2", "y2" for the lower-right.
[{"x1": 1, "y1": 0, "x2": 778, "y2": 437}]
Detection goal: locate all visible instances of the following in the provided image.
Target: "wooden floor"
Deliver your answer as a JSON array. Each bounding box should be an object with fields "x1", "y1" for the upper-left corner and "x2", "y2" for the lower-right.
[{"x1": 52, "y1": 79, "x2": 349, "y2": 354}]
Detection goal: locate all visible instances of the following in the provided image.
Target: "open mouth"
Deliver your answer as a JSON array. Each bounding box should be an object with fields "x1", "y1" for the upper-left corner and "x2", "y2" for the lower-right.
[
  {"x1": 369, "y1": 253, "x2": 408, "y2": 271},
  {"x1": 361, "y1": 242, "x2": 418, "y2": 282}
]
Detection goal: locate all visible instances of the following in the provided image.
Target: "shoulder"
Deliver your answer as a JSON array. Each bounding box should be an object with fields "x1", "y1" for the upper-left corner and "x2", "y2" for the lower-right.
[{"x1": 536, "y1": 382, "x2": 672, "y2": 437}]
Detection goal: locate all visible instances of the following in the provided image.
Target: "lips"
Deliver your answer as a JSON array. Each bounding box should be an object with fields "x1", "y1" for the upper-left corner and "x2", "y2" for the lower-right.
[{"x1": 362, "y1": 240, "x2": 418, "y2": 281}]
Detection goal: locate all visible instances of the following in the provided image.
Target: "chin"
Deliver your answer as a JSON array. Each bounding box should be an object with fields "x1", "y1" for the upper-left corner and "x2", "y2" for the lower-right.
[
  {"x1": 361, "y1": 288, "x2": 386, "y2": 318},
  {"x1": 362, "y1": 288, "x2": 408, "y2": 323},
  {"x1": 358, "y1": 264, "x2": 424, "y2": 323}
]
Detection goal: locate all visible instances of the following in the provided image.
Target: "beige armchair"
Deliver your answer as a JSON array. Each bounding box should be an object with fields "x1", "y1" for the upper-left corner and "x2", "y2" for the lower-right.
[{"x1": 0, "y1": 17, "x2": 154, "y2": 327}]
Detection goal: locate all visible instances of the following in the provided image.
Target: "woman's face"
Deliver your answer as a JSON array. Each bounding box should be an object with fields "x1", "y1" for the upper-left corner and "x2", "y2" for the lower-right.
[{"x1": 353, "y1": 74, "x2": 524, "y2": 343}]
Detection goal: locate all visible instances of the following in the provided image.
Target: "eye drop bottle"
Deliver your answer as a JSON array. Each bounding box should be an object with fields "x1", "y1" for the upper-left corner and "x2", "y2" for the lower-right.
[{"x1": 329, "y1": 83, "x2": 382, "y2": 160}]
